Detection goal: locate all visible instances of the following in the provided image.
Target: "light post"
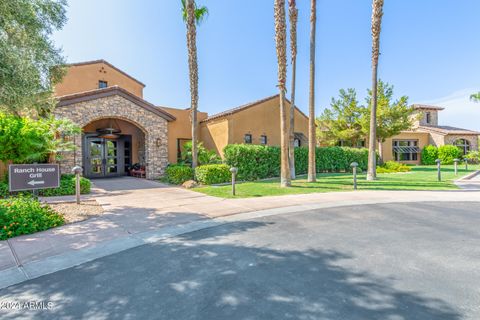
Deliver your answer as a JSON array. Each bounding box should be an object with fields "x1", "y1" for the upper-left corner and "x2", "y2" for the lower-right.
[
  {"x1": 72, "y1": 166, "x2": 83, "y2": 204},
  {"x1": 230, "y1": 167, "x2": 238, "y2": 196},
  {"x1": 435, "y1": 159, "x2": 441, "y2": 182},
  {"x1": 453, "y1": 158, "x2": 459, "y2": 176},
  {"x1": 350, "y1": 162, "x2": 358, "y2": 190}
]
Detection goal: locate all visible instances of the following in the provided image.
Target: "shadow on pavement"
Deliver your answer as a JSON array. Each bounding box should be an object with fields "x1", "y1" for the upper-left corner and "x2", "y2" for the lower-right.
[{"x1": 0, "y1": 220, "x2": 461, "y2": 320}]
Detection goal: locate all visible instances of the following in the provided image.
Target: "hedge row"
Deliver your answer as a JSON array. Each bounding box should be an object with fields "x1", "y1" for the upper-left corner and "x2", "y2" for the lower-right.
[
  {"x1": 223, "y1": 144, "x2": 371, "y2": 181},
  {"x1": 0, "y1": 174, "x2": 91, "y2": 198},
  {"x1": 421, "y1": 145, "x2": 462, "y2": 165},
  {"x1": 195, "y1": 164, "x2": 230, "y2": 185}
]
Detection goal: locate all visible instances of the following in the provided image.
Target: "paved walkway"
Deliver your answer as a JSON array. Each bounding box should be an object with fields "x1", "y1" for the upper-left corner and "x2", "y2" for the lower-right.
[
  {"x1": 1, "y1": 177, "x2": 480, "y2": 289},
  {"x1": 455, "y1": 170, "x2": 480, "y2": 190}
]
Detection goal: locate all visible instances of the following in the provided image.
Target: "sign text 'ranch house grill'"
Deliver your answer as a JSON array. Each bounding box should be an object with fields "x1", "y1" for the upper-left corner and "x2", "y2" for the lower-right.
[{"x1": 8, "y1": 164, "x2": 60, "y2": 192}]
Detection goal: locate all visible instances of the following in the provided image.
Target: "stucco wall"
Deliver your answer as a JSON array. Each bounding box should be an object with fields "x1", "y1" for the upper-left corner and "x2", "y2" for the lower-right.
[
  {"x1": 199, "y1": 96, "x2": 309, "y2": 157},
  {"x1": 160, "y1": 107, "x2": 208, "y2": 163},
  {"x1": 55, "y1": 62, "x2": 144, "y2": 98},
  {"x1": 54, "y1": 94, "x2": 168, "y2": 179},
  {"x1": 200, "y1": 119, "x2": 230, "y2": 156},
  {"x1": 380, "y1": 131, "x2": 430, "y2": 164}
]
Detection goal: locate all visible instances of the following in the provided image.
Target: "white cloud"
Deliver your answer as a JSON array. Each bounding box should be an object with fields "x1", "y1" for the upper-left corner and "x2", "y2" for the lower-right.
[{"x1": 423, "y1": 88, "x2": 480, "y2": 131}]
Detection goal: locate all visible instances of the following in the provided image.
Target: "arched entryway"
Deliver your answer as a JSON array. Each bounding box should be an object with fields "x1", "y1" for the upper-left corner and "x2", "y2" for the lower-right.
[
  {"x1": 82, "y1": 118, "x2": 146, "y2": 178},
  {"x1": 54, "y1": 90, "x2": 174, "y2": 179}
]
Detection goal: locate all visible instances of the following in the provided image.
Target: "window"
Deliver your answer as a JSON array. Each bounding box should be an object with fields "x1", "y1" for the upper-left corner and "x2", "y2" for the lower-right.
[
  {"x1": 294, "y1": 138, "x2": 301, "y2": 147},
  {"x1": 393, "y1": 140, "x2": 419, "y2": 161},
  {"x1": 244, "y1": 134, "x2": 252, "y2": 144},
  {"x1": 454, "y1": 139, "x2": 470, "y2": 155},
  {"x1": 356, "y1": 140, "x2": 366, "y2": 148},
  {"x1": 99, "y1": 80, "x2": 108, "y2": 89},
  {"x1": 425, "y1": 112, "x2": 431, "y2": 124},
  {"x1": 260, "y1": 135, "x2": 267, "y2": 145}
]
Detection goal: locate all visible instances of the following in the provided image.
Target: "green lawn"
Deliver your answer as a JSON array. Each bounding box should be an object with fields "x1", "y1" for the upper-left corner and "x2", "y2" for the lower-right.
[{"x1": 194, "y1": 165, "x2": 479, "y2": 198}]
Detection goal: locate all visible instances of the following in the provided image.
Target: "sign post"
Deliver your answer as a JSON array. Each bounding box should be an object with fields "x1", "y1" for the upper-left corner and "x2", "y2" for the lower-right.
[{"x1": 9, "y1": 164, "x2": 60, "y2": 193}]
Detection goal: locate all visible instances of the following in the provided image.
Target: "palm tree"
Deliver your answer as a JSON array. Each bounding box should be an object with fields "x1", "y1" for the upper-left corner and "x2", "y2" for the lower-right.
[
  {"x1": 274, "y1": 0, "x2": 291, "y2": 187},
  {"x1": 470, "y1": 92, "x2": 480, "y2": 103},
  {"x1": 366, "y1": 0, "x2": 384, "y2": 181},
  {"x1": 307, "y1": 0, "x2": 317, "y2": 182},
  {"x1": 182, "y1": 0, "x2": 208, "y2": 169},
  {"x1": 288, "y1": 0, "x2": 298, "y2": 180}
]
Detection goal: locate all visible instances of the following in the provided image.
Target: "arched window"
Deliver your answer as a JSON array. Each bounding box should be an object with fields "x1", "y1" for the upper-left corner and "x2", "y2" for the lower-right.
[{"x1": 454, "y1": 139, "x2": 470, "y2": 155}]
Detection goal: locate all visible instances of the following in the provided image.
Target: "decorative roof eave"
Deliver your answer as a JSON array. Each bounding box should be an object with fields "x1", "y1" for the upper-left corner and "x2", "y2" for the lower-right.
[
  {"x1": 412, "y1": 104, "x2": 445, "y2": 111},
  {"x1": 65, "y1": 59, "x2": 146, "y2": 87},
  {"x1": 201, "y1": 94, "x2": 309, "y2": 123},
  {"x1": 417, "y1": 125, "x2": 480, "y2": 136},
  {"x1": 57, "y1": 86, "x2": 176, "y2": 121}
]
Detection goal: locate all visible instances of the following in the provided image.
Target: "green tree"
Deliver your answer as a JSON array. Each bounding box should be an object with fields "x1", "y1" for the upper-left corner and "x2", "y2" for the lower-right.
[
  {"x1": 319, "y1": 88, "x2": 366, "y2": 147},
  {"x1": 274, "y1": 0, "x2": 291, "y2": 187},
  {"x1": 470, "y1": 92, "x2": 480, "y2": 103},
  {"x1": 0, "y1": 0, "x2": 67, "y2": 116},
  {"x1": 307, "y1": 0, "x2": 317, "y2": 182},
  {"x1": 288, "y1": 0, "x2": 298, "y2": 179},
  {"x1": 181, "y1": 0, "x2": 208, "y2": 169},
  {"x1": 367, "y1": 0, "x2": 384, "y2": 181},
  {"x1": 0, "y1": 114, "x2": 79, "y2": 164},
  {"x1": 362, "y1": 80, "x2": 414, "y2": 163}
]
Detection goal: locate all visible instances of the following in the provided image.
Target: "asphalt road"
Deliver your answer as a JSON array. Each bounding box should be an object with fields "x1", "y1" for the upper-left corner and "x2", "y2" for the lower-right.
[{"x1": 1, "y1": 201, "x2": 479, "y2": 320}]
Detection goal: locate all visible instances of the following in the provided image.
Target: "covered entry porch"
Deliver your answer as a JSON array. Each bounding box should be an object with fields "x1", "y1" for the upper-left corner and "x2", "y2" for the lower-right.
[
  {"x1": 54, "y1": 87, "x2": 175, "y2": 179},
  {"x1": 82, "y1": 118, "x2": 146, "y2": 178}
]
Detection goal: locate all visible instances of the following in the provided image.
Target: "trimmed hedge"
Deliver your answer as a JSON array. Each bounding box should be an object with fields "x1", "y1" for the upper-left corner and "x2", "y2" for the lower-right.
[
  {"x1": 438, "y1": 145, "x2": 462, "y2": 165},
  {"x1": 0, "y1": 174, "x2": 91, "y2": 198},
  {"x1": 223, "y1": 144, "x2": 280, "y2": 181},
  {"x1": 223, "y1": 144, "x2": 371, "y2": 181},
  {"x1": 164, "y1": 165, "x2": 194, "y2": 185},
  {"x1": 421, "y1": 145, "x2": 438, "y2": 165},
  {"x1": 195, "y1": 164, "x2": 231, "y2": 185},
  {"x1": 0, "y1": 196, "x2": 64, "y2": 240}
]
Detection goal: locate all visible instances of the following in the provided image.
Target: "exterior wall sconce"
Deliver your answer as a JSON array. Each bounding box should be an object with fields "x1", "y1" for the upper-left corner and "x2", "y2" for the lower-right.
[{"x1": 156, "y1": 138, "x2": 162, "y2": 147}]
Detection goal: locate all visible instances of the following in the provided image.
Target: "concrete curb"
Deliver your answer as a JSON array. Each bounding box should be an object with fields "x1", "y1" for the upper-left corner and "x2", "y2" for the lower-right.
[
  {"x1": 1, "y1": 194, "x2": 480, "y2": 290},
  {"x1": 455, "y1": 170, "x2": 480, "y2": 182}
]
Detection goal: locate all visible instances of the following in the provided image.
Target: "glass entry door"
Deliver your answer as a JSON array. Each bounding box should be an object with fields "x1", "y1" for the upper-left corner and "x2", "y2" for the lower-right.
[{"x1": 84, "y1": 136, "x2": 128, "y2": 178}]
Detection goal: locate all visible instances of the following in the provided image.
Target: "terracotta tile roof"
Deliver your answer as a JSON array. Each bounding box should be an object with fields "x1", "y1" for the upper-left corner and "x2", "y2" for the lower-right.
[
  {"x1": 201, "y1": 94, "x2": 308, "y2": 123},
  {"x1": 417, "y1": 125, "x2": 480, "y2": 135},
  {"x1": 57, "y1": 86, "x2": 176, "y2": 121},
  {"x1": 412, "y1": 104, "x2": 445, "y2": 111},
  {"x1": 66, "y1": 59, "x2": 146, "y2": 87}
]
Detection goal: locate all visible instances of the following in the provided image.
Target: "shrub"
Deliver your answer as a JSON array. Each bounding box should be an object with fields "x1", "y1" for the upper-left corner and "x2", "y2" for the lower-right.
[
  {"x1": 377, "y1": 161, "x2": 411, "y2": 173},
  {"x1": 224, "y1": 144, "x2": 370, "y2": 181},
  {"x1": 195, "y1": 164, "x2": 231, "y2": 185},
  {"x1": 224, "y1": 144, "x2": 280, "y2": 181},
  {"x1": 421, "y1": 145, "x2": 438, "y2": 165},
  {"x1": 465, "y1": 151, "x2": 479, "y2": 164},
  {"x1": 164, "y1": 165, "x2": 194, "y2": 185},
  {"x1": 0, "y1": 174, "x2": 91, "y2": 198},
  {"x1": 438, "y1": 145, "x2": 462, "y2": 165},
  {"x1": 38, "y1": 174, "x2": 91, "y2": 197},
  {"x1": 0, "y1": 196, "x2": 64, "y2": 240},
  {"x1": 180, "y1": 141, "x2": 221, "y2": 165}
]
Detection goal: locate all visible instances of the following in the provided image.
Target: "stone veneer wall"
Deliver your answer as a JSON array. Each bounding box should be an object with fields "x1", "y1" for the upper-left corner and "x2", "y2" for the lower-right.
[
  {"x1": 54, "y1": 95, "x2": 168, "y2": 179},
  {"x1": 444, "y1": 135, "x2": 479, "y2": 152}
]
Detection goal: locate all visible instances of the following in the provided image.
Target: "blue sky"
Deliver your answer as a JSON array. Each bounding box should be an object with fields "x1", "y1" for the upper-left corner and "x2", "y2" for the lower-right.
[{"x1": 53, "y1": 0, "x2": 480, "y2": 130}]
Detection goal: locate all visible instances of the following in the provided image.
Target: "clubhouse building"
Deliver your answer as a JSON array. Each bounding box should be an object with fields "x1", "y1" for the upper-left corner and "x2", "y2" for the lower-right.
[{"x1": 52, "y1": 60, "x2": 478, "y2": 179}]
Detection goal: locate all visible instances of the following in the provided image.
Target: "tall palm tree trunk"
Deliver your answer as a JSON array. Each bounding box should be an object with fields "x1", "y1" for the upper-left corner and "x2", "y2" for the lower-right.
[
  {"x1": 307, "y1": 0, "x2": 317, "y2": 182},
  {"x1": 186, "y1": 0, "x2": 199, "y2": 168},
  {"x1": 288, "y1": 0, "x2": 298, "y2": 180},
  {"x1": 274, "y1": 0, "x2": 291, "y2": 187},
  {"x1": 366, "y1": 0, "x2": 384, "y2": 181}
]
